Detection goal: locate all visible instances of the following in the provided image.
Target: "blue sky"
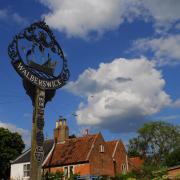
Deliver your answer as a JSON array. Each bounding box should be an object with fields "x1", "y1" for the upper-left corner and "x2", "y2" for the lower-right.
[{"x1": 0, "y1": 0, "x2": 180, "y2": 147}]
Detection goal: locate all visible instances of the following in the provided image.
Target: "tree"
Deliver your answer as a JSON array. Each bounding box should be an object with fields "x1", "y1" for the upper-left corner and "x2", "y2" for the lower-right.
[
  {"x1": 165, "y1": 147, "x2": 180, "y2": 167},
  {"x1": 0, "y1": 127, "x2": 25, "y2": 179},
  {"x1": 128, "y1": 121, "x2": 180, "y2": 166}
]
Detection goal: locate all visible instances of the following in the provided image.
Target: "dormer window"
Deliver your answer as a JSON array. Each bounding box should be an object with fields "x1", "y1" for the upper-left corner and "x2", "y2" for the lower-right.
[{"x1": 100, "y1": 144, "x2": 105, "y2": 153}]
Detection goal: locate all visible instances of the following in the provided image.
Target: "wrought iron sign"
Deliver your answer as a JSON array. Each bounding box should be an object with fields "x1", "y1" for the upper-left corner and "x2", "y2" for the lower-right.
[{"x1": 8, "y1": 21, "x2": 70, "y2": 90}]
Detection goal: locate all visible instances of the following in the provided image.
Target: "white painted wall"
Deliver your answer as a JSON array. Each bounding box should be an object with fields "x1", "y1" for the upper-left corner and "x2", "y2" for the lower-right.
[{"x1": 10, "y1": 162, "x2": 30, "y2": 180}]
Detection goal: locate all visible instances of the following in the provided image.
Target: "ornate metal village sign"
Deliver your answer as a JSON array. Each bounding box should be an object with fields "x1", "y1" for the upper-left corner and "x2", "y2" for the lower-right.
[
  {"x1": 8, "y1": 21, "x2": 69, "y2": 179},
  {"x1": 8, "y1": 21, "x2": 69, "y2": 89}
]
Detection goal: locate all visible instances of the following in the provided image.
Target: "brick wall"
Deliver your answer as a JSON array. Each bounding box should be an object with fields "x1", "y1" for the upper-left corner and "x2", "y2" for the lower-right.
[
  {"x1": 47, "y1": 166, "x2": 63, "y2": 173},
  {"x1": 43, "y1": 163, "x2": 90, "y2": 176},
  {"x1": 89, "y1": 133, "x2": 115, "y2": 177},
  {"x1": 74, "y1": 163, "x2": 90, "y2": 176},
  {"x1": 113, "y1": 141, "x2": 128, "y2": 175}
]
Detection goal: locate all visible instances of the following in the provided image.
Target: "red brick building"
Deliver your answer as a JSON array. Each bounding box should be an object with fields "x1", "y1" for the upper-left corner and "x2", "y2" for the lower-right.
[
  {"x1": 11, "y1": 117, "x2": 141, "y2": 179},
  {"x1": 42, "y1": 118, "x2": 129, "y2": 178}
]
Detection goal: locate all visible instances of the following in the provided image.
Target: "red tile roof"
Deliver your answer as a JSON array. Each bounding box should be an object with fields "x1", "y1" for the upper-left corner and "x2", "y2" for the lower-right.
[
  {"x1": 43, "y1": 134, "x2": 98, "y2": 167},
  {"x1": 106, "y1": 140, "x2": 126, "y2": 158},
  {"x1": 106, "y1": 140, "x2": 118, "y2": 157},
  {"x1": 129, "y1": 157, "x2": 144, "y2": 169}
]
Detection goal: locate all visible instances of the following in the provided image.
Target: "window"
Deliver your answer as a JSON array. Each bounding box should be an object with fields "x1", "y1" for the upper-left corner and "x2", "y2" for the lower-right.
[
  {"x1": 70, "y1": 166, "x2": 74, "y2": 176},
  {"x1": 23, "y1": 164, "x2": 30, "y2": 177},
  {"x1": 64, "y1": 166, "x2": 68, "y2": 178},
  {"x1": 121, "y1": 163, "x2": 126, "y2": 173},
  {"x1": 100, "y1": 144, "x2": 105, "y2": 153},
  {"x1": 64, "y1": 166, "x2": 74, "y2": 178}
]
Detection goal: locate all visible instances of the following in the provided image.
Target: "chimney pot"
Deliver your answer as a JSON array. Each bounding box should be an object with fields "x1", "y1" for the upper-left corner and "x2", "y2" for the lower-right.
[
  {"x1": 84, "y1": 129, "x2": 89, "y2": 136},
  {"x1": 63, "y1": 119, "x2": 67, "y2": 126},
  {"x1": 56, "y1": 120, "x2": 59, "y2": 128},
  {"x1": 59, "y1": 118, "x2": 63, "y2": 127}
]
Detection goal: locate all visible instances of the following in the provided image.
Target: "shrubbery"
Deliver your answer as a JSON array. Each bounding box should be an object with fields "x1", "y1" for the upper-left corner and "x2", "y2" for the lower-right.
[{"x1": 42, "y1": 171, "x2": 79, "y2": 180}]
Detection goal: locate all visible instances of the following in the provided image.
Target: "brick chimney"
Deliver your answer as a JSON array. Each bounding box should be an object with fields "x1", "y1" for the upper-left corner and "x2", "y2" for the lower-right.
[{"x1": 54, "y1": 117, "x2": 69, "y2": 143}]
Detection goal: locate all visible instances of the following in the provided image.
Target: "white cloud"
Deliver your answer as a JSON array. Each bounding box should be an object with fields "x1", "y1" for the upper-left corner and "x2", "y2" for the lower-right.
[
  {"x1": 141, "y1": 0, "x2": 180, "y2": 32},
  {"x1": 40, "y1": 0, "x2": 180, "y2": 38},
  {"x1": 171, "y1": 99, "x2": 180, "y2": 108},
  {"x1": 66, "y1": 57, "x2": 171, "y2": 132},
  {"x1": 131, "y1": 35, "x2": 180, "y2": 66},
  {"x1": 40, "y1": 0, "x2": 134, "y2": 38},
  {"x1": 0, "y1": 121, "x2": 31, "y2": 146}
]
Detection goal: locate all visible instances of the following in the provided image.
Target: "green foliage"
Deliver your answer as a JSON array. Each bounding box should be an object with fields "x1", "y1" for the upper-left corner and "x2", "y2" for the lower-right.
[
  {"x1": 112, "y1": 172, "x2": 136, "y2": 180},
  {"x1": 0, "y1": 127, "x2": 25, "y2": 179},
  {"x1": 127, "y1": 121, "x2": 180, "y2": 179},
  {"x1": 42, "y1": 171, "x2": 63, "y2": 180},
  {"x1": 141, "y1": 164, "x2": 167, "y2": 179},
  {"x1": 42, "y1": 171, "x2": 79, "y2": 180},
  {"x1": 165, "y1": 147, "x2": 180, "y2": 167},
  {"x1": 128, "y1": 121, "x2": 180, "y2": 166},
  {"x1": 69, "y1": 173, "x2": 80, "y2": 180},
  {"x1": 110, "y1": 166, "x2": 168, "y2": 180}
]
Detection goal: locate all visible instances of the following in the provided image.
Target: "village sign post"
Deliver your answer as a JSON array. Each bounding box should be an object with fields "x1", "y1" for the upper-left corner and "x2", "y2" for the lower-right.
[{"x1": 8, "y1": 21, "x2": 70, "y2": 180}]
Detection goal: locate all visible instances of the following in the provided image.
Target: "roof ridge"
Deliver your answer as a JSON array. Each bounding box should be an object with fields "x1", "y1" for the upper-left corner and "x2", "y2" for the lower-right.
[{"x1": 65, "y1": 134, "x2": 98, "y2": 141}]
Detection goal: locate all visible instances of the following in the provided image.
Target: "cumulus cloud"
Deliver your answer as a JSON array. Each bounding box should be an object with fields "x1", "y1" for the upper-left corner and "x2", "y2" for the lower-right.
[
  {"x1": 40, "y1": 0, "x2": 135, "y2": 38},
  {"x1": 171, "y1": 99, "x2": 180, "y2": 108},
  {"x1": 0, "y1": 121, "x2": 31, "y2": 146},
  {"x1": 141, "y1": 0, "x2": 180, "y2": 32},
  {"x1": 66, "y1": 57, "x2": 171, "y2": 132},
  {"x1": 40, "y1": 0, "x2": 180, "y2": 38},
  {"x1": 131, "y1": 35, "x2": 180, "y2": 66}
]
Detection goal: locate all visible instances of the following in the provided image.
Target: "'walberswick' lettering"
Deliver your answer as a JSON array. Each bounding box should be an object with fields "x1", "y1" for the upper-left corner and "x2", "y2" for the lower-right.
[{"x1": 15, "y1": 62, "x2": 63, "y2": 89}]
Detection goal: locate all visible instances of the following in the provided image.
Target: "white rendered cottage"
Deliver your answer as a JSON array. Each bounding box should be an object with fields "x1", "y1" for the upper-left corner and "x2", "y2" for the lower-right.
[{"x1": 10, "y1": 139, "x2": 53, "y2": 180}]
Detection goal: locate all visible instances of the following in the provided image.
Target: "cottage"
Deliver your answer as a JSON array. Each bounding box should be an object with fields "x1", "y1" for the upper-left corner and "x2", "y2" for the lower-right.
[
  {"x1": 10, "y1": 117, "x2": 131, "y2": 179},
  {"x1": 10, "y1": 139, "x2": 54, "y2": 179}
]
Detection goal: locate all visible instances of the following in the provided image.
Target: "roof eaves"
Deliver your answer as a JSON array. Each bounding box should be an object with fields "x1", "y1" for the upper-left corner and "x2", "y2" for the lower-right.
[
  {"x1": 168, "y1": 165, "x2": 180, "y2": 171},
  {"x1": 42, "y1": 142, "x2": 55, "y2": 166},
  {"x1": 44, "y1": 160, "x2": 89, "y2": 168},
  {"x1": 11, "y1": 148, "x2": 31, "y2": 164}
]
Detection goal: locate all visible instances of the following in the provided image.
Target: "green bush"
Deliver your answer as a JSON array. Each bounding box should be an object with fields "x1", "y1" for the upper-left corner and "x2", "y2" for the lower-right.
[
  {"x1": 111, "y1": 172, "x2": 136, "y2": 180},
  {"x1": 42, "y1": 171, "x2": 79, "y2": 180},
  {"x1": 42, "y1": 171, "x2": 64, "y2": 180}
]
